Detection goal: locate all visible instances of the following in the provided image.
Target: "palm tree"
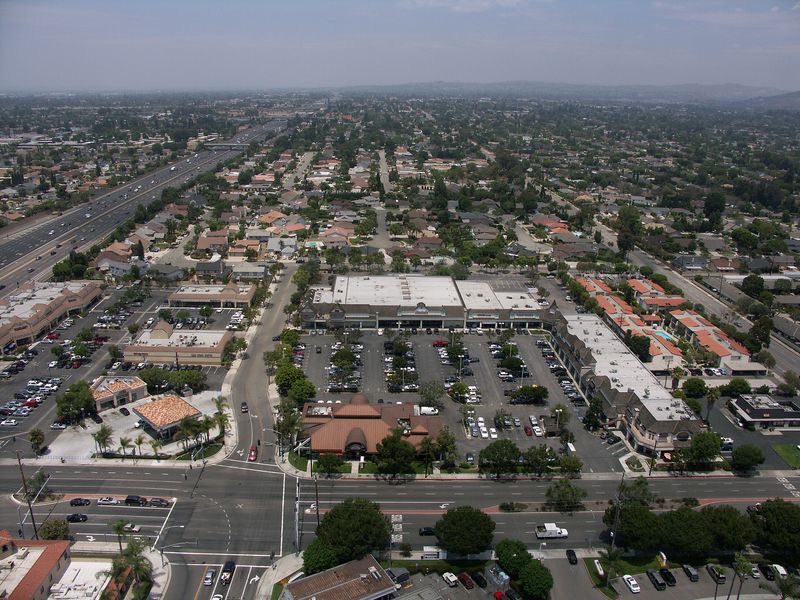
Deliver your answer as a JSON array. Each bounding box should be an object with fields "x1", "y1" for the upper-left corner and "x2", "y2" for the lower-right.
[
  {"x1": 200, "y1": 414, "x2": 216, "y2": 442},
  {"x1": 728, "y1": 554, "x2": 751, "y2": 600},
  {"x1": 122, "y1": 538, "x2": 152, "y2": 585},
  {"x1": 174, "y1": 417, "x2": 196, "y2": 452},
  {"x1": 28, "y1": 428, "x2": 45, "y2": 455},
  {"x1": 133, "y1": 433, "x2": 146, "y2": 461},
  {"x1": 93, "y1": 424, "x2": 114, "y2": 455},
  {"x1": 418, "y1": 437, "x2": 437, "y2": 477},
  {"x1": 760, "y1": 574, "x2": 800, "y2": 600},
  {"x1": 705, "y1": 387, "x2": 721, "y2": 424},
  {"x1": 111, "y1": 519, "x2": 128, "y2": 554},
  {"x1": 671, "y1": 366, "x2": 685, "y2": 390},
  {"x1": 149, "y1": 439, "x2": 163, "y2": 460},
  {"x1": 118, "y1": 437, "x2": 132, "y2": 460},
  {"x1": 598, "y1": 545, "x2": 625, "y2": 589},
  {"x1": 213, "y1": 396, "x2": 229, "y2": 435}
]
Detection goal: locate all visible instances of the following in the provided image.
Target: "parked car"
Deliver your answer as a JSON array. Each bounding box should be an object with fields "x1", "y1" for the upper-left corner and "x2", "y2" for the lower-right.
[
  {"x1": 97, "y1": 497, "x2": 119, "y2": 506},
  {"x1": 70, "y1": 498, "x2": 91, "y2": 506},
  {"x1": 149, "y1": 498, "x2": 170, "y2": 508},
  {"x1": 66, "y1": 513, "x2": 88, "y2": 523},
  {"x1": 419, "y1": 527, "x2": 435, "y2": 536},
  {"x1": 566, "y1": 549, "x2": 578, "y2": 565},
  {"x1": 623, "y1": 574, "x2": 640, "y2": 593}
]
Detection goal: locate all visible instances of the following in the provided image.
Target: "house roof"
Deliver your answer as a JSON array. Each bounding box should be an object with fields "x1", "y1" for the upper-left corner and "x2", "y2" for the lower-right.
[
  {"x1": 133, "y1": 395, "x2": 200, "y2": 431},
  {"x1": 0, "y1": 529, "x2": 71, "y2": 600},
  {"x1": 284, "y1": 555, "x2": 394, "y2": 600}
]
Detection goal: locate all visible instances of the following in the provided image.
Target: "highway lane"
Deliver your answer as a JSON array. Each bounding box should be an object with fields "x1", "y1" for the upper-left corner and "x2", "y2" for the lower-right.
[{"x1": 0, "y1": 121, "x2": 287, "y2": 296}]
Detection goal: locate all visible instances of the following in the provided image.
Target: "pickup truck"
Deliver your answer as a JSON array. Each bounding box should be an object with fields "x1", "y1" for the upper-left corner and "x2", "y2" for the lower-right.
[
  {"x1": 220, "y1": 560, "x2": 236, "y2": 585},
  {"x1": 536, "y1": 523, "x2": 568, "y2": 539}
]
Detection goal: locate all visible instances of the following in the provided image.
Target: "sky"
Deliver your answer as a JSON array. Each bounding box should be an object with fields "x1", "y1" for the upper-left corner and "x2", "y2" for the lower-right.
[{"x1": 0, "y1": 0, "x2": 799, "y2": 92}]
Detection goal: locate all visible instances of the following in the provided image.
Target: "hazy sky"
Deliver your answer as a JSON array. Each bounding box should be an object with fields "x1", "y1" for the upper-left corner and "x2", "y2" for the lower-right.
[{"x1": 1, "y1": 0, "x2": 799, "y2": 92}]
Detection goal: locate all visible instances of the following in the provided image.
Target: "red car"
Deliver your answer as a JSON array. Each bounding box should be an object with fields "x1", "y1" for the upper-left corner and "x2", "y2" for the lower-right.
[
  {"x1": 458, "y1": 572, "x2": 475, "y2": 589},
  {"x1": 432, "y1": 340, "x2": 449, "y2": 347},
  {"x1": 524, "y1": 425, "x2": 533, "y2": 436},
  {"x1": 248, "y1": 445, "x2": 258, "y2": 462}
]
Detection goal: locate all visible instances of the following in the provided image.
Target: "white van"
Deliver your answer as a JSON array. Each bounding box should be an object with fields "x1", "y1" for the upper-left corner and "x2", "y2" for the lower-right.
[
  {"x1": 442, "y1": 572, "x2": 458, "y2": 587},
  {"x1": 772, "y1": 564, "x2": 788, "y2": 579},
  {"x1": 419, "y1": 406, "x2": 439, "y2": 416}
]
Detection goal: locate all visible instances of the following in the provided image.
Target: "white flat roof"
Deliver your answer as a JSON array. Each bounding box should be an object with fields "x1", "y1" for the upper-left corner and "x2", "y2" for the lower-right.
[
  {"x1": 132, "y1": 330, "x2": 227, "y2": 348},
  {"x1": 564, "y1": 315, "x2": 691, "y2": 420},
  {"x1": 331, "y1": 275, "x2": 462, "y2": 307},
  {"x1": 457, "y1": 280, "x2": 541, "y2": 311},
  {"x1": 0, "y1": 281, "x2": 92, "y2": 325}
]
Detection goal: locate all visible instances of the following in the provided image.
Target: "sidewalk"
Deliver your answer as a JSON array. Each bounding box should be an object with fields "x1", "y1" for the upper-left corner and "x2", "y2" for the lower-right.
[{"x1": 254, "y1": 551, "x2": 304, "y2": 599}]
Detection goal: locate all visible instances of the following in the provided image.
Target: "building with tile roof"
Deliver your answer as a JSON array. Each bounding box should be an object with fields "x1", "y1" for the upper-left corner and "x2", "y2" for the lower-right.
[
  {"x1": 0, "y1": 529, "x2": 71, "y2": 600},
  {"x1": 133, "y1": 394, "x2": 200, "y2": 438},
  {"x1": 301, "y1": 395, "x2": 442, "y2": 458},
  {"x1": 282, "y1": 554, "x2": 394, "y2": 600},
  {"x1": 91, "y1": 375, "x2": 148, "y2": 413}
]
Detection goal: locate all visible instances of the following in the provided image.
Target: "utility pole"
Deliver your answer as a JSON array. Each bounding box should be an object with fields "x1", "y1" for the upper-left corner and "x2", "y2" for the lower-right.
[
  {"x1": 17, "y1": 452, "x2": 39, "y2": 540},
  {"x1": 314, "y1": 474, "x2": 321, "y2": 528},
  {"x1": 609, "y1": 471, "x2": 625, "y2": 550}
]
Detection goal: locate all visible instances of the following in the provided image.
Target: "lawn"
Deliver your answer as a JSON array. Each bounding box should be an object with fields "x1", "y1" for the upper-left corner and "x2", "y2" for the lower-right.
[
  {"x1": 270, "y1": 584, "x2": 283, "y2": 600},
  {"x1": 288, "y1": 451, "x2": 308, "y2": 472},
  {"x1": 174, "y1": 443, "x2": 222, "y2": 461},
  {"x1": 772, "y1": 443, "x2": 800, "y2": 468}
]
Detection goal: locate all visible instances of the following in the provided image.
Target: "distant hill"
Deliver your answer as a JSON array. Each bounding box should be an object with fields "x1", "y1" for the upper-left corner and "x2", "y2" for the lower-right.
[
  {"x1": 743, "y1": 90, "x2": 800, "y2": 111},
  {"x1": 339, "y1": 80, "x2": 787, "y2": 105}
]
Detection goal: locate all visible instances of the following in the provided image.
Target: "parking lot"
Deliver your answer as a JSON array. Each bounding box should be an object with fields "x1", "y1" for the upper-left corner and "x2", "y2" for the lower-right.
[
  {"x1": 298, "y1": 330, "x2": 624, "y2": 472},
  {"x1": 0, "y1": 284, "x2": 241, "y2": 453}
]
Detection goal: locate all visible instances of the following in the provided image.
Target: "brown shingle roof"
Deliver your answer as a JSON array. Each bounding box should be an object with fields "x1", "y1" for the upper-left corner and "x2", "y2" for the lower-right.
[{"x1": 284, "y1": 555, "x2": 394, "y2": 600}]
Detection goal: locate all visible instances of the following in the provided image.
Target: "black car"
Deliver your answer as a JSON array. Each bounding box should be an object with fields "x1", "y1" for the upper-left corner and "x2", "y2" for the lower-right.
[
  {"x1": 505, "y1": 590, "x2": 522, "y2": 600},
  {"x1": 149, "y1": 498, "x2": 170, "y2": 508},
  {"x1": 419, "y1": 527, "x2": 436, "y2": 536},
  {"x1": 607, "y1": 434, "x2": 622, "y2": 445},
  {"x1": 271, "y1": 335, "x2": 281, "y2": 342},
  {"x1": 119, "y1": 407, "x2": 130, "y2": 416},
  {"x1": 66, "y1": 513, "x2": 88, "y2": 522},
  {"x1": 566, "y1": 549, "x2": 578, "y2": 565},
  {"x1": 472, "y1": 572, "x2": 487, "y2": 588},
  {"x1": 70, "y1": 498, "x2": 91, "y2": 506},
  {"x1": 91, "y1": 414, "x2": 103, "y2": 424},
  {"x1": 659, "y1": 568, "x2": 677, "y2": 586},
  {"x1": 759, "y1": 563, "x2": 775, "y2": 580}
]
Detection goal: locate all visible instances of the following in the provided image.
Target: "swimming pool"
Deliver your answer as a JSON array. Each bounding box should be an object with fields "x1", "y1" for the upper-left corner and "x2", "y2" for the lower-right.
[{"x1": 652, "y1": 330, "x2": 676, "y2": 342}]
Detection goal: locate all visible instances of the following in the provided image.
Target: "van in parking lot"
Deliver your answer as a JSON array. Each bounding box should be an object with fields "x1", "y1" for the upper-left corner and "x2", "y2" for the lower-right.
[
  {"x1": 646, "y1": 569, "x2": 666, "y2": 590},
  {"x1": 682, "y1": 564, "x2": 699, "y2": 582},
  {"x1": 707, "y1": 564, "x2": 726, "y2": 583}
]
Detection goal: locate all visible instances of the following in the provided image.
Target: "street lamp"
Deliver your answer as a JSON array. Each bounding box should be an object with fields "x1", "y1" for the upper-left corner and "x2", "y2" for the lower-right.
[
  {"x1": 156, "y1": 525, "x2": 186, "y2": 565},
  {"x1": 554, "y1": 408, "x2": 563, "y2": 431}
]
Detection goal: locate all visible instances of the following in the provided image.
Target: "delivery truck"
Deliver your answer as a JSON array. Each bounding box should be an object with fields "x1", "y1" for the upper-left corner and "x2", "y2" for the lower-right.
[{"x1": 536, "y1": 523, "x2": 568, "y2": 539}]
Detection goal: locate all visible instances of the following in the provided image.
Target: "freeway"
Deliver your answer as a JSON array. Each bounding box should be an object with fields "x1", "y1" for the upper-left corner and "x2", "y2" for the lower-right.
[{"x1": 0, "y1": 120, "x2": 287, "y2": 296}]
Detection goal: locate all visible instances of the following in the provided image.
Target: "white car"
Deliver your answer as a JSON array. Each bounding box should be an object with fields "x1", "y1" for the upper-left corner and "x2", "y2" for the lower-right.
[
  {"x1": 49, "y1": 361, "x2": 58, "y2": 368},
  {"x1": 623, "y1": 575, "x2": 640, "y2": 594},
  {"x1": 489, "y1": 428, "x2": 498, "y2": 439},
  {"x1": 477, "y1": 417, "x2": 485, "y2": 427},
  {"x1": 533, "y1": 426, "x2": 544, "y2": 437},
  {"x1": 111, "y1": 361, "x2": 122, "y2": 370},
  {"x1": 1, "y1": 419, "x2": 19, "y2": 427},
  {"x1": 480, "y1": 427, "x2": 489, "y2": 439},
  {"x1": 97, "y1": 497, "x2": 120, "y2": 506}
]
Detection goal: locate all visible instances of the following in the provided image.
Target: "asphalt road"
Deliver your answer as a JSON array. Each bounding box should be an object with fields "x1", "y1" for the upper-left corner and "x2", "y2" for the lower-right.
[{"x1": 0, "y1": 120, "x2": 287, "y2": 296}]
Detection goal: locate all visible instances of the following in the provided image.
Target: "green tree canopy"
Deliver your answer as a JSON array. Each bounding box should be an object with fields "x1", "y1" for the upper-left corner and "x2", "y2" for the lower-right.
[
  {"x1": 689, "y1": 431, "x2": 721, "y2": 465},
  {"x1": 375, "y1": 430, "x2": 417, "y2": 477},
  {"x1": 479, "y1": 439, "x2": 520, "y2": 479},
  {"x1": 495, "y1": 538, "x2": 531, "y2": 579},
  {"x1": 39, "y1": 518, "x2": 70, "y2": 540},
  {"x1": 434, "y1": 506, "x2": 496, "y2": 555},
  {"x1": 682, "y1": 377, "x2": 708, "y2": 398},
  {"x1": 731, "y1": 444, "x2": 765, "y2": 472},
  {"x1": 315, "y1": 498, "x2": 391, "y2": 563},
  {"x1": 519, "y1": 559, "x2": 554, "y2": 600},
  {"x1": 55, "y1": 380, "x2": 95, "y2": 422},
  {"x1": 302, "y1": 538, "x2": 340, "y2": 575},
  {"x1": 545, "y1": 479, "x2": 587, "y2": 513}
]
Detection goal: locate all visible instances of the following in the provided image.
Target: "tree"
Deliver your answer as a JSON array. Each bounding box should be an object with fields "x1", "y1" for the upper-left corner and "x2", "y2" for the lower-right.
[
  {"x1": 598, "y1": 545, "x2": 625, "y2": 588},
  {"x1": 705, "y1": 386, "x2": 720, "y2": 423},
  {"x1": 149, "y1": 439, "x2": 163, "y2": 460},
  {"x1": 496, "y1": 538, "x2": 532, "y2": 579},
  {"x1": 56, "y1": 380, "x2": 95, "y2": 423},
  {"x1": 28, "y1": 428, "x2": 45, "y2": 455},
  {"x1": 121, "y1": 538, "x2": 152, "y2": 585},
  {"x1": 731, "y1": 444, "x2": 765, "y2": 473},
  {"x1": 750, "y1": 316, "x2": 773, "y2": 349},
  {"x1": 700, "y1": 505, "x2": 755, "y2": 552},
  {"x1": 545, "y1": 479, "x2": 587, "y2": 513},
  {"x1": 157, "y1": 308, "x2": 172, "y2": 321},
  {"x1": 93, "y1": 424, "x2": 114, "y2": 454},
  {"x1": 434, "y1": 506, "x2": 496, "y2": 555},
  {"x1": 436, "y1": 427, "x2": 457, "y2": 467},
  {"x1": 418, "y1": 437, "x2": 437, "y2": 476},
  {"x1": 558, "y1": 454, "x2": 583, "y2": 477},
  {"x1": 112, "y1": 519, "x2": 128, "y2": 554},
  {"x1": 478, "y1": 439, "x2": 520, "y2": 479},
  {"x1": 682, "y1": 377, "x2": 708, "y2": 398},
  {"x1": 200, "y1": 305, "x2": 213, "y2": 319},
  {"x1": 670, "y1": 366, "x2": 685, "y2": 390},
  {"x1": 605, "y1": 504, "x2": 659, "y2": 551},
  {"x1": 118, "y1": 436, "x2": 132, "y2": 460},
  {"x1": 688, "y1": 431, "x2": 721, "y2": 466},
  {"x1": 214, "y1": 396, "x2": 229, "y2": 436},
  {"x1": 39, "y1": 519, "x2": 69, "y2": 540},
  {"x1": 418, "y1": 380, "x2": 446, "y2": 409},
  {"x1": 107, "y1": 344, "x2": 122, "y2": 360},
  {"x1": 133, "y1": 433, "x2": 146, "y2": 459},
  {"x1": 721, "y1": 377, "x2": 751, "y2": 397},
  {"x1": 519, "y1": 559, "x2": 554, "y2": 600},
  {"x1": 375, "y1": 430, "x2": 417, "y2": 477},
  {"x1": 741, "y1": 274, "x2": 765, "y2": 298},
  {"x1": 619, "y1": 476, "x2": 657, "y2": 507},
  {"x1": 623, "y1": 330, "x2": 650, "y2": 362},
  {"x1": 316, "y1": 453, "x2": 344, "y2": 477},
  {"x1": 303, "y1": 538, "x2": 340, "y2": 575},
  {"x1": 315, "y1": 498, "x2": 391, "y2": 563},
  {"x1": 523, "y1": 445, "x2": 555, "y2": 477},
  {"x1": 754, "y1": 499, "x2": 800, "y2": 557},
  {"x1": 760, "y1": 575, "x2": 800, "y2": 599}
]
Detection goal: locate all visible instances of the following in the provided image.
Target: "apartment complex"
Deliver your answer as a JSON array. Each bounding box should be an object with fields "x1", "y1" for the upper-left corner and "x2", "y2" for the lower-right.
[{"x1": 543, "y1": 310, "x2": 701, "y2": 456}]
